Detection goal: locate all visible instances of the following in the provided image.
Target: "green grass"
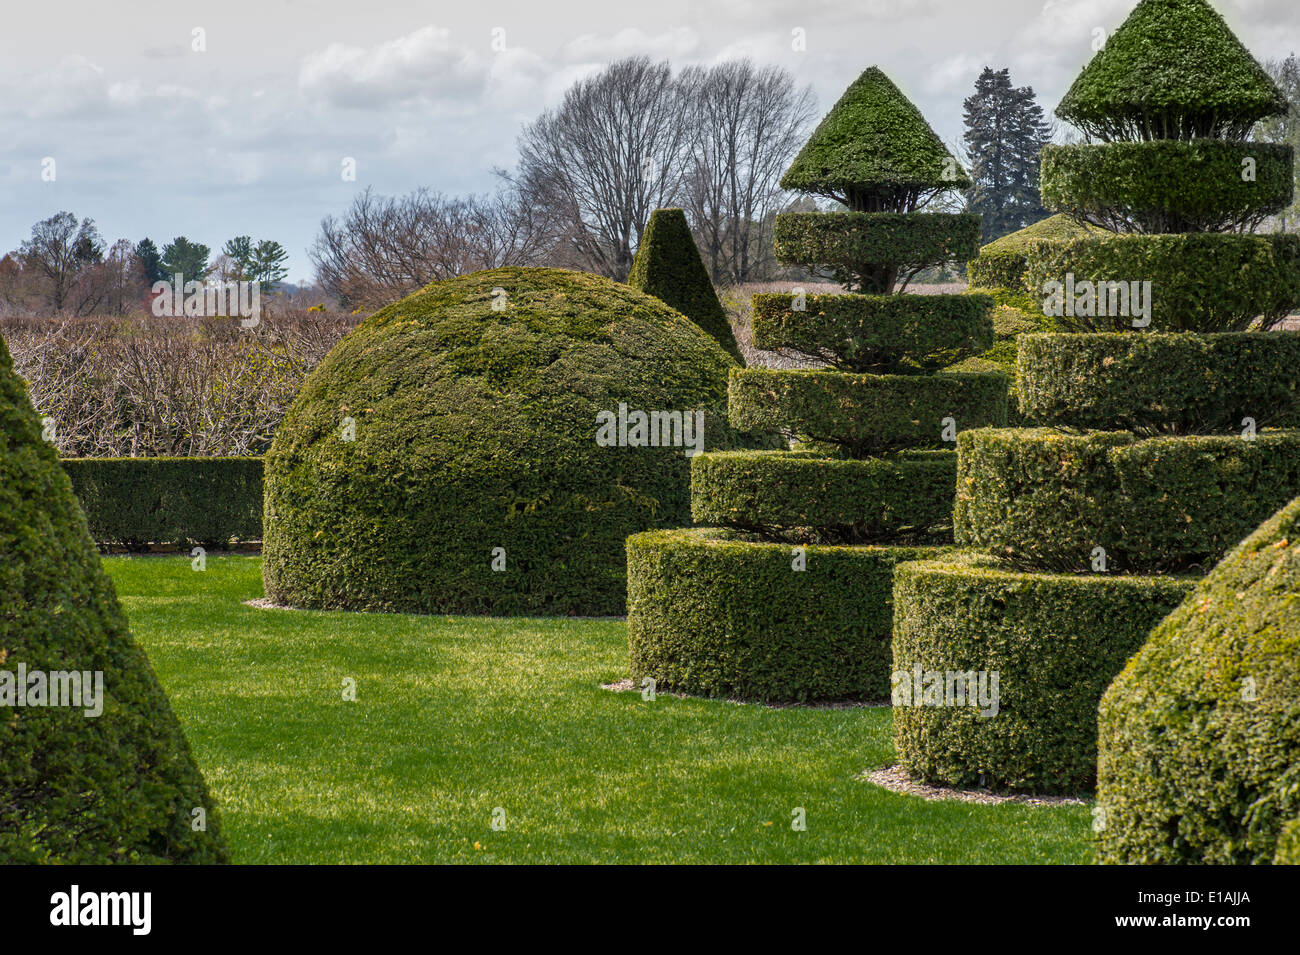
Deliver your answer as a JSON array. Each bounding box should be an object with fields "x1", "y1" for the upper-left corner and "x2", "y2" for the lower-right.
[{"x1": 104, "y1": 555, "x2": 1093, "y2": 864}]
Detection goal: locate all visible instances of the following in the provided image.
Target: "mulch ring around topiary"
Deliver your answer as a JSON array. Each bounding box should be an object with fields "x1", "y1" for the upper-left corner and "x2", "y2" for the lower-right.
[
  {"x1": 861, "y1": 765, "x2": 1087, "y2": 806},
  {"x1": 601, "y1": 678, "x2": 887, "y2": 710}
]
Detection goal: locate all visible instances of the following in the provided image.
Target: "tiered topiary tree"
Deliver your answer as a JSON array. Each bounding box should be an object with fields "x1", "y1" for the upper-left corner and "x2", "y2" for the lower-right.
[
  {"x1": 893, "y1": 0, "x2": 1300, "y2": 795},
  {"x1": 0, "y1": 335, "x2": 228, "y2": 864},
  {"x1": 628, "y1": 208, "x2": 744, "y2": 363},
  {"x1": 1096, "y1": 493, "x2": 1300, "y2": 864},
  {"x1": 625, "y1": 68, "x2": 1008, "y2": 703}
]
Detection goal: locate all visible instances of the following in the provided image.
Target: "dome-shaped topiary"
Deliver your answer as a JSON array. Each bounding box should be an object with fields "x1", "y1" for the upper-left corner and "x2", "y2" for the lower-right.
[
  {"x1": 628, "y1": 208, "x2": 743, "y2": 363},
  {"x1": 262, "y1": 267, "x2": 741, "y2": 616},
  {"x1": 1056, "y1": 0, "x2": 1287, "y2": 141},
  {"x1": 781, "y1": 66, "x2": 970, "y2": 210},
  {"x1": 0, "y1": 335, "x2": 227, "y2": 864},
  {"x1": 1097, "y1": 493, "x2": 1300, "y2": 864}
]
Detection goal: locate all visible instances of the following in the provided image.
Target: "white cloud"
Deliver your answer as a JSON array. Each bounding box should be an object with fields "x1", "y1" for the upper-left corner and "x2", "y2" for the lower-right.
[{"x1": 561, "y1": 27, "x2": 700, "y2": 63}]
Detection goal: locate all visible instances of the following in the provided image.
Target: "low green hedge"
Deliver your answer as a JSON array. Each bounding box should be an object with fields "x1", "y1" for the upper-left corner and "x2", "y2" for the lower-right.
[
  {"x1": 966, "y1": 214, "x2": 1100, "y2": 291},
  {"x1": 954, "y1": 427, "x2": 1300, "y2": 572},
  {"x1": 892, "y1": 555, "x2": 1196, "y2": 794},
  {"x1": 62, "y1": 456, "x2": 263, "y2": 548},
  {"x1": 1024, "y1": 233, "x2": 1300, "y2": 332},
  {"x1": 627, "y1": 527, "x2": 951, "y2": 702},
  {"x1": 1097, "y1": 493, "x2": 1300, "y2": 865},
  {"x1": 690, "y1": 449, "x2": 955, "y2": 542},
  {"x1": 774, "y1": 212, "x2": 981, "y2": 291},
  {"x1": 1017, "y1": 331, "x2": 1300, "y2": 433},
  {"x1": 752, "y1": 292, "x2": 993, "y2": 372},
  {"x1": 1041, "y1": 141, "x2": 1294, "y2": 233},
  {"x1": 728, "y1": 368, "x2": 1008, "y2": 456}
]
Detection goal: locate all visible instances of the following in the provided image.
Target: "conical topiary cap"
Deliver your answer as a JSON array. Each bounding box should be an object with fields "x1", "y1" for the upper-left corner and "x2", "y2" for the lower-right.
[
  {"x1": 0, "y1": 334, "x2": 228, "y2": 863},
  {"x1": 1056, "y1": 0, "x2": 1287, "y2": 140},
  {"x1": 781, "y1": 66, "x2": 970, "y2": 201}
]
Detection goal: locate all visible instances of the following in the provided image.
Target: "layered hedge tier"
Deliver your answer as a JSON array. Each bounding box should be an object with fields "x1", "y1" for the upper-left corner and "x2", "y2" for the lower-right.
[
  {"x1": 752, "y1": 292, "x2": 993, "y2": 373},
  {"x1": 728, "y1": 368, "x2": 1009, "y2": 455},
  {"x1": 1040, "y1": 141, "x2": 1294, "y2": 232},
  {"x1": 1017, "y1": 331, "x2": 1300, "y2": 433},
  {"x1": 774, "y1": 212, "x2": 982, "y2": 274},
  {"x1": 892, "y1": 555, "x2": 1196, "y2": 794},
  {"x1": 626, "y1": 528, "x2": 951, "y2": 702},
  {"x1": 954, "y1": 427, "x2": 1300, "y2": 572},
  {"x1": 966, "y1": 213, "x2": 1099, "y2": 290},
  {"x1": 1097, "y1": 492, "x2": 1300, "y2": 864},
  {"x1": 689, "y1": 449, "x2": 955, "y2": 542},
  {"x1": 1024, "y1": 233, "x2": 1300, "y2": 332}
]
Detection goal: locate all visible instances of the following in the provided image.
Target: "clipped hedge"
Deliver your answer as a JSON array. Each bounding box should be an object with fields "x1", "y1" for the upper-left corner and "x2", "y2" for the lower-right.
[
  {"x1": 892, "y1": 554, "x2": 1195, "y2": 794},
  {"x1": 0, "y1": 335, "x2": 228, "y2": 864},
  {"x1": 628, "y1": 208, "x2": 743, "y2": 362},
  {"x1": 1097, "y1": 493, "x2": 1300, "y2": 864},
  {"x1": 1024, "y1": 233, "x2": 1300, "y2": 332},
  {"x1": 63, "y1": 456, "x2": 263, "y2": 548},
  {"x1": 966, "y1": 214, "x2": 1100, "y2": 291},
  {"x1": 728, "y1": 367, "x2": 1008, "y2": 455},
  {"x1": 627, "y1": 527, "x2": 950, "y2": 701},
  {"x1": 263, "y1": 267, "x2": 741, "y2": 616},
  {"x1": 954, "y1": 427, "x2": 1300, "y2": 572},
  {"x1": 1041, "y1": 141, "x2": 1294, "y2": 232},
  {"x1": 689, "y1": 448, "x2": 955, "y2": 542},
  {"x1": 752, "y1": 292, "x2": 993, "y2": 373},
  {"x1": 1017, "y1": 331, "x2": 1300, "y2": 433},
  {"x1": 774, "y1": 212, "x2": 981, "y2": 292}
]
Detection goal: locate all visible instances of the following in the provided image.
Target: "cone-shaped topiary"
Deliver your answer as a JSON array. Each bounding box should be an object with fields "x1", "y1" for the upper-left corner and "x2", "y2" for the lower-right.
[
  {"x1": 1056, "y1": 0, "x2": 1287, "y2": 141},
  {"x1": 781, "y1": 66, "x2": 970, "y2": 211},
  {"x1": 1096, "y1": 493, "x2": 1300, "y2": 864},
  {"x1": 0, "y1": 335, "x2": 227, "y2": 864},
  {"x1": 628, "y1": 208, "x2": 743, "y2": 363},
  {"x1": 263, "y1": 267, "x2": 742, "y2": 616}
]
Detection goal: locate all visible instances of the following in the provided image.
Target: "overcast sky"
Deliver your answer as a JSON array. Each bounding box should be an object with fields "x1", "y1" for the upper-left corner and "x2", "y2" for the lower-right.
[{"x1": 2, "y1": 0, "x2": 1295, "y2": 282}]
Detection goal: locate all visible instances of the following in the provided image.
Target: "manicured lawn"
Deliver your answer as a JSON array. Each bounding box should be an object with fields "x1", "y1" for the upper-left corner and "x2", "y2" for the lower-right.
[{"x1": 104, "y1": 555, "x2": 1093, "y2": 864}]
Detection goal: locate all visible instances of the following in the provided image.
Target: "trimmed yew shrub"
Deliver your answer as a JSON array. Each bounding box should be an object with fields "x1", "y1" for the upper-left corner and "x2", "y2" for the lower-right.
[
  {"x1": 966, "y1": 214, "x2": 1100, "y2": 291},
  {"x1": 0, "y1": 335, "x2": 228, "y2": 864},
  {"x1": 628, "y1": 208, "x2": 743, "y2": 363},
  {"x1": 1097, "y1": 494, "x2": 1300, "y2": 864},
  {"x1": 893, "y1": 554, "x2": 1195, "y2": 793},
  {"x1": 628, "y1": 528, "x2": 950, "y2": 702},
  {"x1": 263, "y1": 267, "x2": 740, "y2": 616}
]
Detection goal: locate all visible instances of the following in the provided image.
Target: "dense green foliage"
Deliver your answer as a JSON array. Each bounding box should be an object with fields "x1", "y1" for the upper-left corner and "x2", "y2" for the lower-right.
[
  {"x1": 1097, "y1": 494, "x2": 1300, "y2": 864},
  {"x1": 689, "y1": 449, "x2": 955, "y2": 542},
  {"x1": 63, "y1": 456, "x2": 263, "y2": 549},
  {"x1": 627, "y1": 208, "x2": 743, "y2": 362},
  {"x1": 1017, "y1": 332, "x2": 1300, "y2": 433},
  {"x1": 1276, "y1": 820, "x2": 1300, "y2": 865},
  {"x1": 966, "y1": 214, "x2": 1098, "y2": 291},
  {"x1": 774, "y1": 212, "x2": 982, "y2": 293},
  {"x1": 953, "y1": 427, "x2": 1300, "y2": 572},
  {"x1": 627, "y1": 528, "x2": 949, "y2": 702},
  {"x1": 1040, "y1": 141, "x2": 1294, "y2": 233},
  {"x1": 0, "y1": 336, "x2": 227, "y2": 864},
  {"x1": 729, "y1": 368, "x2": 1008, "y2": 456},
  {"x1": 781, "y1": 66, "x2": 969, "y2": 208},
  {"x1": 893, "y1": 554, "x2": 1195, "y2": 794},
  {"x1": 263, "y1": 267, "x2": 740, "y2": 616},
  {"x1": 753, "y1": 292, "x2": 993, "y2": 373},
  {"x1": 1024, "y1": 233, "x2": 1300, "y2": 331},
  {"x1": 1055, "y1": 0, "x2": 1288, "y2": 141}
]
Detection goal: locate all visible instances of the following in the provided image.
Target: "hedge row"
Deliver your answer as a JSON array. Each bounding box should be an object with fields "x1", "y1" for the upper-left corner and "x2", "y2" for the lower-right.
[
  {"x1": 1097, "y1": 493, "x2": 1300, "y2": 864},
  {"x1": 689, "y1": 448, "x2": 955, "y2": 542},
  {"x1": 62, "y1": 456, "x2": 263, "y2": 548},
  {"x1": 774, "y1": 211, "x2": 981, "y2": 286},
  {"x1": 728, "y1": 368, "x2": 1008, "y2": 456},
  {"x1": 1040, "y1": 141, "x2": 1294, "y2": 233},
  {"x1": 627, "y1": 527, "x2": 951, "y2": 701},
  {"x1": 966, "y1": 214, "x2": 1100, "y2": 291},
  {"x1": 1024, "y1": 233, "x2": 1300, "y2": 332},
  {"x1": 752, "y1": 292, "x2": 993, "y2": 373},
  {"x1": 953, "y1": 427, "x2": 1300, "y2": 572},
  {"x1": 1016, "y1": 331, "x2": 1300, "y2": 433},
  {"x1": 892, "y1": 554, "x2": 1196, "y2": 794}
]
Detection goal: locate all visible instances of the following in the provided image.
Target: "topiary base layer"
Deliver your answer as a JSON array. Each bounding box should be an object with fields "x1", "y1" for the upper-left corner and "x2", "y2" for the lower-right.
[{"x1": 627, "y1": 527, "x2": 950, "y2": 702}]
